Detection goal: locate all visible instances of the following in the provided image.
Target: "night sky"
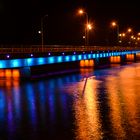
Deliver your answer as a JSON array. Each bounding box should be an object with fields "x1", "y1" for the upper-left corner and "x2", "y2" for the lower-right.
[{"x1": 0, "y1": 0, "x2": 139, "y2": 45}]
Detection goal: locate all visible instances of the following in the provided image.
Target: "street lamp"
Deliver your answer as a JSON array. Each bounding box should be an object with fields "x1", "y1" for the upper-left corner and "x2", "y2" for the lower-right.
[
  {"x1": 127, "y1": 28, "x2": 133, "y2": 46},
  {"x1": 119, "y1": 33, "x2": 126, "y2": 46},
  {"x1": 87, "y1": 24, "x2": 92, "y2": 30},
  {"x1": 111, "y1": 21, "x2": 119, "y2": 45},
  {"x1": 39, "y1": 14, "x2": 48, "y2": 52},
  {"x1": 78, "y1": 9, "x2": 89, "y2": 46},
  {"x1": 127, "y1": 28, "x2": 132, "y2": 33}
]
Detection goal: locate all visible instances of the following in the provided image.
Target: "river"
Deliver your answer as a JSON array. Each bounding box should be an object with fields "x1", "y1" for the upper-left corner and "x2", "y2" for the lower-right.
[{"x1": 0, "y1": 63, "x2": 140, "y2": 140}]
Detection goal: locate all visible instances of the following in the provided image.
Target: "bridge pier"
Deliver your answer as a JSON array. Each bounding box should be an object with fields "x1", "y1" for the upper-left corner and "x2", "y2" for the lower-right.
[
  {"x1": 19, "y1": 67, "x2": 31, "y2": 78},
  {"x1": 121, "y1": 55, "x2": 126, "y2": 64},
  {"x1": 94, "y1": 57, "x2": 110, "y2": 68}
]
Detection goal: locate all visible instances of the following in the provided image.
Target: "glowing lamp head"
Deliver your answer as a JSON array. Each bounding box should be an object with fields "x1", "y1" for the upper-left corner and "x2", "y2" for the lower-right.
[
  {"x1": 6, "y1": 54, "x2": 10, "y2": 58},
  {"x1": 128, "y1": 28, "x2": 132, "y2": 33},
  {"x1": 87, "y1": 24, "x2": 92, "y2": 30},
  {"x1": 30, "y1": 54, "x2": 33, "y2": 57},
  {"x1": 38, "y1": 30, "x2": 42, "y2": 34},
  {"x1": 122, "y1": 33, "x2": 125, "y2": 37},
  {"x1": 79, "y1": 9, "x2": 84, "y2": 14},
  {"x1": 111, "y1": 22, "x2": 117, "y2": 27}
]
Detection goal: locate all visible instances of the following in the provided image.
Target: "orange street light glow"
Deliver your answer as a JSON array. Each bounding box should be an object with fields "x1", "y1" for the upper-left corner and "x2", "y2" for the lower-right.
[
  {"x1": 128, "y1": 28, "x2": 132, "y2": 32},
  {"x1": 79, "y1": 9, "x2": 84, "y2": 14},
  {"x1": 87, "y1": 24, "x2": 92, "y2": 30},
  {"x1": 111, "y1": 21, "x2": 117, "y2": 27},
  {"x1": 122, "y1": 33, "x2": 125, "y2": 37}
]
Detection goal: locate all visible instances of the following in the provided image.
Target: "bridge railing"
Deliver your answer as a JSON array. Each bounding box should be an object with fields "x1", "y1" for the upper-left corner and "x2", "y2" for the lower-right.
[{"x1": 0, "y1": 45, "x2": 139, "y2": 54}]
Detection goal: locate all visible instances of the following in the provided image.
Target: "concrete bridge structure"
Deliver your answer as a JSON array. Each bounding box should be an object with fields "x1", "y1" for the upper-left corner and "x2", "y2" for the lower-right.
[{"x1": 0, "y1": 45, "x2": 140, "y2": 78}]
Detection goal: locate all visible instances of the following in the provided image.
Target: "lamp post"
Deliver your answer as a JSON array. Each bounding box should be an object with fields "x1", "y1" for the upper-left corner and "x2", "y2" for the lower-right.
[
  {"x1": 111, "y1": 21, "x2": 119, "y2": 45},
  {"x1": 127, "y1": 28, "x2": 133, "y2": 46},
  {"x1": 39, "y1": 14, "x2": 48, "y2": 52},
  {"x1": 119, "y1": 33, "x2": 126, "y2": 46},
  {"x1": 78, "y1": 9, "x2": 89, "y2": 46}
]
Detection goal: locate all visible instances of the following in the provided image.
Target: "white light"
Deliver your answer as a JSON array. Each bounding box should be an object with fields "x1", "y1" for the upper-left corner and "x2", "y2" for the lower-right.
[{"x1": 38, "y1": 30, "x2": 42, "y2": 34}]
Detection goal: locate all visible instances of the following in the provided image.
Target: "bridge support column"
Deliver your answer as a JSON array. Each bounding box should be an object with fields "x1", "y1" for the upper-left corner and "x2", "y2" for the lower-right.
[
  {"x1": 134, "y1": 53, "x2": 137, "y2": 62},
  {"x1": 121, "y1": 55, "x2": 126, "y2": 64},
  {"x1": 19, "y1": 67, "x2": 31, "y2": 78}
]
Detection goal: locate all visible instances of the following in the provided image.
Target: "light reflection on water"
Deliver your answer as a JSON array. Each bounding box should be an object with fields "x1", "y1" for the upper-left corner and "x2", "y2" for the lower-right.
[
  {"x1": 0, "y1": 63, "x2": 140, "y2": 139},
  {"x1": 73, "y1": 78, "x2": 103, "y2": 140}
]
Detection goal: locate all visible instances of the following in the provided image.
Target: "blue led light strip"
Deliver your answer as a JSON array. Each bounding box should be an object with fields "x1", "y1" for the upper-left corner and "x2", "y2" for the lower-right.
[{"x1": 0, "y1": 50, "x2": 139, "y2": 69}]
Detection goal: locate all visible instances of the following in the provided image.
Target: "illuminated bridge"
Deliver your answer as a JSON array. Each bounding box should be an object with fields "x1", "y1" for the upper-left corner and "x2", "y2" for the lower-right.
[{"x1": 0, "y1": 45, "x2": 140, "y2": 78}]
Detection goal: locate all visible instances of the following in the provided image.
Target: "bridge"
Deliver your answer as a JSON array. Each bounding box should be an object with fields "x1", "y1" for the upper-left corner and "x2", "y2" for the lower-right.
[{"x1": 0, "y1": 45, "x2": 140, "y2": 78}]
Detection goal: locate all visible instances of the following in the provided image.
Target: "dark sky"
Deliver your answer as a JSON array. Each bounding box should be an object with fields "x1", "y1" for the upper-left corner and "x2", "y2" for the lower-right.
[{"x1": 0, "y1": 0, "x2": 139, "y2": 45}]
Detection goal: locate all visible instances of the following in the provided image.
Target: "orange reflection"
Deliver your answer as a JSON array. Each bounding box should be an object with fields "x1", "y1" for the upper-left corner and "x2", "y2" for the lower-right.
[
  {"x1": 80, "y1": 68, "x2": 94, "y2": 77},
  {"x1": 110, "y1": 56, "x2": 121, "y2": 63},
  {"x1": 119, "y1": 66, "x2": 140, "y2": 136},
  {"x1": 126, "y1": 54, "x2": 134, "y2": 61},
  {"x1": 80, "y1": 59, "x2": 94, "y2": 67},
  {"x1": 6, "y1": 80, "x2": 12, "y2": 87},
  {"x1": 73, "y1": 78, "x2": 103, "y2": 140},
  {"x1": 106, "y1": 76, "x2": 126, "y2": 139},
  {"x1": 106, "y1": 65, "x2": 140, "y2": 138}
]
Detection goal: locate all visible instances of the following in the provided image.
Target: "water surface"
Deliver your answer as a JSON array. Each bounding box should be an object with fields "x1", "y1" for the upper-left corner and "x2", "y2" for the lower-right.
[{"x1": 0, "y1": 63, "x2": 140, "y2": 140}]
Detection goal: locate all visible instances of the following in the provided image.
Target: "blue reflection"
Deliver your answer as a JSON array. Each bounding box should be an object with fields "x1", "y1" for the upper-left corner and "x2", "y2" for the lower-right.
[
  {"x1": 13, "y1": 87, "x2": 21, "y2": 120},
  {"x1": 48, "y1": 91, "x2": 56, "y2": 123},
  {"x1": 7, "y1": 90, "x2": 15, "y2": 136},
  {"x1": 0, "y1": 90, "x2": 5, "y2": 122},
  {"x1": 26, "y1": 84, "x2": 37, "y2": 128},
  {"x1": 59, "y1": 93, "x2": 68, "y2": 124},
  {"x1": 37, "y1": 82, "x2": 47, "y2": 123}
]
